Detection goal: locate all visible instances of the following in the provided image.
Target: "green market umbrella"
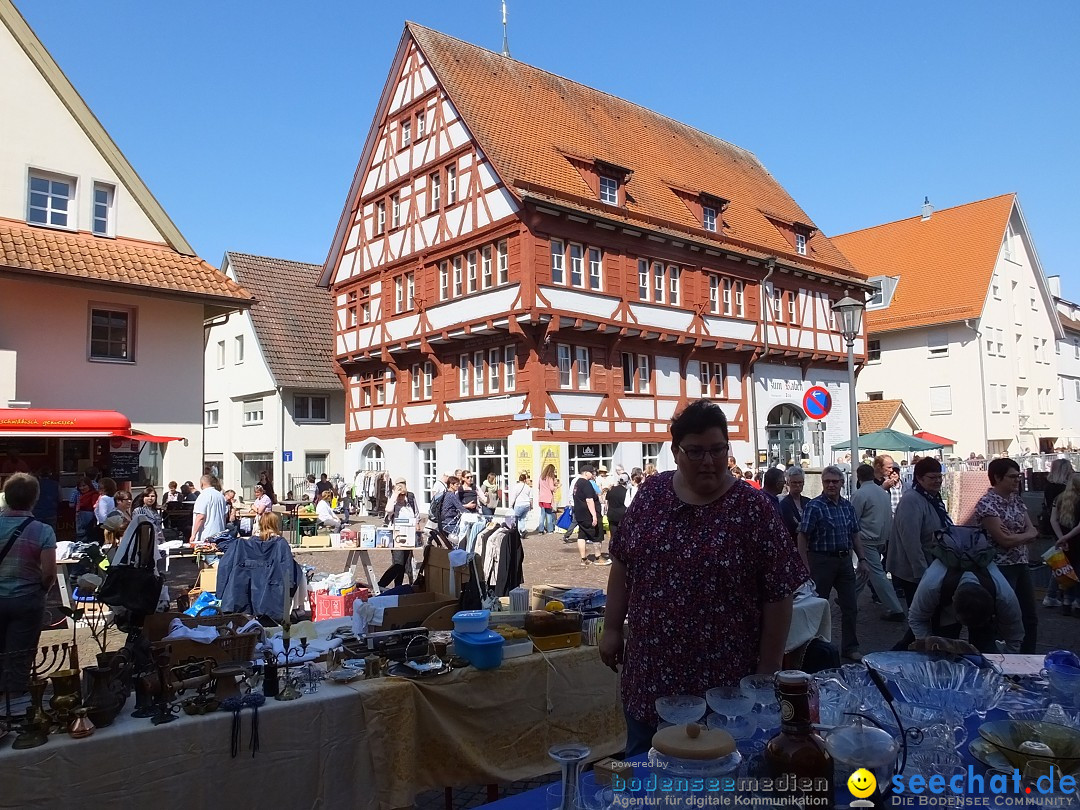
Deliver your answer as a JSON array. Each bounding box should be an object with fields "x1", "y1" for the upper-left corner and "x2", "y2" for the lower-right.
[{"x1": 832, "y1": 428, "x2": 944, "y2": 453}]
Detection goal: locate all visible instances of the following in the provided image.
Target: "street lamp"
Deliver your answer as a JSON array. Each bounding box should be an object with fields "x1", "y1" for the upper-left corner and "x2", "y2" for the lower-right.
[{"x1": 832, "y1": 296, "x2": 866, "y2": 492}]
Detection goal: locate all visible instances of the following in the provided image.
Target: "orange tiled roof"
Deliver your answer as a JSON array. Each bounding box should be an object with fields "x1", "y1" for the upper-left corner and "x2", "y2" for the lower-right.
[
  {"x1": 406, "y1": 24, "x2": 861, "y2": 281},
  {"x1": 832, "y1": 194, "x2": 1015, "y2": 333},
  {"x1": 858, "y1": 399, "x2": 905, "y2": 434},
  {"x1": 0, "y1": 218, "x2": 252, "y2": 306}
]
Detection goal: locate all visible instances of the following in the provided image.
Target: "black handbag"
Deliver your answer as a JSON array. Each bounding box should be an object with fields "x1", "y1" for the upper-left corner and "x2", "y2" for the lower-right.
[{"x1": 96, "y1": 523, "x2": 164, "y2": 615}]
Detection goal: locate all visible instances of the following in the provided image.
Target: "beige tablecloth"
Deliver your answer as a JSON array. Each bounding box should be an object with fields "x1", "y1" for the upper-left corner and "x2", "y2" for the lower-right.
[{"x1": 0, "y1": 645, "x2": 623, "y2": 810}]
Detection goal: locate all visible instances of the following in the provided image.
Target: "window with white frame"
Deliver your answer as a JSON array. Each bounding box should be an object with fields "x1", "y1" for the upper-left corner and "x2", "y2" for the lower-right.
[
  {"x1": 376, "y1": 201, "x2": 386, "y2": 234},
  {"x1": 734, "y1": 281, "x2": 745, "y2": 317},
  {"x1": 204, "y1": 407, "x2": 219, "y2": 428},
  {"x1": 439, "y1": 261, "x2": 449, "y2": 301},
  {"x1": 294, "y1": 395, "x2": 328, "y2": 422},
  {"x1": 420, "y1": 444, "x2": 437, "y2": 497},
  {"x1": 669, "y1": 266, "x2": 680, "y2": 306},
  {"x1": 391, "y1": 193, "x2": 401, "y2": 228},
  {"x1": 589, "y1": 248, "x2": 603, "y2": 290},
  {"x1": 216, "y1": 340, "x2": 225, "y2": 369},
  {"x1": 867, "y1": 279, "x2": 884, "y2": 308},
  {"x1": 453, "y1": 256, "x2": 463, "y2": 297},
  {"x1": 482, "y1": 246, "x2": 493, "y2": 289},
  {"x1": 722, "y1": 278, "x2": 732, "y2": 315},
  {"x1": 1075, "y1": 339, "x2": 1079, "y2": 360},
  {"x1": 551, "y1": 239, "x2": 565, "y2": 284},
  {"x1": 575, "y1": 346, "x2": 591, "y2": 388},
  {"x1": 497, "y1": 240, "x2": 508, "y2": 284},
  {"x1": 472, "y1": 350, "x2": 484, "y2": 395},
  {"x1": 27, "y1": 171, "x2": 75, "y2": 228},
  {"x1": 459, "y1": 355, "x2": 469, "y2": 396},
  {"x1": 411, "y1": 366, "x2": 422, "y2": 401},
  {"x1": 991, "y1": 277, "x2": 1001, "y2": 300},
  {"x1": 1030, "y1": 287, "x2": 1038, "y2": 311},
  {"x1": 395, "y1": 276, "x2": 404, "y2": 313},
  {"x1": 787, "y1": 290, "x2": 797, "y2": 323},
  {"x1": 467, "y1": 251, "x2": 477, "y2": 294},
  {"x1": 92, "y1": 182, "x2": 115, "y2": 237},
  {"x1": 557, "y1": 344, "x2": 572, "y2": 388},
  {"x1": 621, "y1": 352, "x2": 650, "y2": 394},
  {"x1": 416, "y1": 112, "x2": 425, "y2": 139},
  {"x1": 927, "y1": 329, "x2": 948, "y2": 358},
  {"x1": 640, "y1": 261, "x2": 650, "y2": 301},
  {"x1": 642, "y1": 442, "x2": 662, "y2": 470},
  {"x1": 489, "y1": 348, "x2": 501, "y2": 393},
  {"x1": 570, "y1": 244, "x2": 584, "y2": 287},
  {"x1": 1042, "y1": 339, "x2": 1049, "y2": 363},
  {"x1": 700, "y1": 361, "x2": 725, "y2": 398},
  {"x1": 599, "y1": 176, "x2": 618, "y2": 205},
  {"x1": 703, "y1": 206, "x2": 717, "y2": 233},
  {"x1": 985, "y1": 331, "x2": 996, "y2": 355},
  {"x1": 401, "y1": 119, "x2": 411, "y2": 147},
  {"x1": 653, "y1": 262, "x2": 665, "y2": 304},
  {"x1": 243, "y1": 399, "x2": 264, "y2": 425},
  {"x1": 709, "y1": 275, "x2": 719, "y2": 313},
  {"x1": 88, "y1": 306, "x2": 134, "y2": 362},
  {"x1": 235, "y1": 335, "x2": 245, "y2": 364},
  {"x1": 429, "y1": 172, "x2": 441, "y2": 212},
  {"x1": 929, "y1": 385, "x2": 952, "y2": 415},
  {"x1": 996, "y1": 328, "x2": 1004, "y2": 356},
  {"x1": 772, "y1": 287, "x2": 783, "y2": 322},
  {"x1": 406, "y1": 273, "x2": 414, "y2": 310},
  {"x1": 411, "y1": 362, "x2": 433, "y2": 401},
  {"x1": 504, "y1": 345, "x2": 516, "y2": 391},
  {"x1": 795, "y1": 233, "x2": 807, "y2": 256},
  {"x1": 446, "y1": 164, "x2": 457, "y2": 204},
  {"x1": 868, "y1": 339, "x2": 881, "y2": 362},
  {"x1": 568, "y1": 443, "x2": 615, "y2": 476}
]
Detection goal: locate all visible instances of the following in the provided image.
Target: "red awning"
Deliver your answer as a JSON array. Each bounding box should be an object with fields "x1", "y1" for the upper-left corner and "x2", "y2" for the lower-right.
[
  {"x1": 915, "y1": 431, "x2": 956, "y2": 446},
  {"x1": 0, "y1": 409, "x2": 183, "y2": 442}
]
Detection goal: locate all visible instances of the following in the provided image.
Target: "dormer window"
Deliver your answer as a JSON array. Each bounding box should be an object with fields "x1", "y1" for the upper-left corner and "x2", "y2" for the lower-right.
[
  {"x1": 795, "y1": 233, "x2": 807, "y2": 256},
  {"x1": 866, "y1": 275, "x2": 899, "y2": 310},
  {"x1": 599, "y1": 176, "x2": 618, "y2": 205},
  {"x1": 868, "y1": 279, "x2": 883, "y2": 307},
  {"x1": 703, "y1": 206, "x2": 717, "y2": 233}
]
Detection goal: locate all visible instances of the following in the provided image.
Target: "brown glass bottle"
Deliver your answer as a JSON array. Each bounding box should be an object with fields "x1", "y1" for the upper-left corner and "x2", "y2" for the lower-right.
[{"x1": 763, "y1": 670, "x2": 834, "y2": 809}]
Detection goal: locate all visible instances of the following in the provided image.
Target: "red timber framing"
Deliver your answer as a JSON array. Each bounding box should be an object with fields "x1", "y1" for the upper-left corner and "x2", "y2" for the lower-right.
[{"x1": 322, "y1": 26, "x2": 870, "y2": 449}]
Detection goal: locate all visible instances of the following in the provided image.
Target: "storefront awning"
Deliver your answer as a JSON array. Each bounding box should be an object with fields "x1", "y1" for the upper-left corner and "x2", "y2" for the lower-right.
[
  {"x1": 0, "y1": 409, "x2": 183, "y2": 442},
  {"x1": 914, "y1": 431, "x2": 957, "y2": 446}
]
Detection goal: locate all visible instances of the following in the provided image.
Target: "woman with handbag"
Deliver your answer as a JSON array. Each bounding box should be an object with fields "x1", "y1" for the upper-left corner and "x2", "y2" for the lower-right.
[
  {"x1": 1042, "y1": 458, "x2": 1074, "y2": 608},
  {"x1": 509, "y1": 472, "x2": 533, "y2": 538},
  {"x1": 538, "y1": 465, "x2": 558, "y2": 534},
  {"x1": 0, "y1": 473, "x2": 57, "y2": 696},
  {"x1": 480, "y1": 473, "x2": 499, "y2": 517}
]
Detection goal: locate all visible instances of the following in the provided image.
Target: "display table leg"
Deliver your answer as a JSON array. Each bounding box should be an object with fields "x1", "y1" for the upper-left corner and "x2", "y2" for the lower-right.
[{"x1": 358, "y1": 550, "x2": 381, "y2": 596}]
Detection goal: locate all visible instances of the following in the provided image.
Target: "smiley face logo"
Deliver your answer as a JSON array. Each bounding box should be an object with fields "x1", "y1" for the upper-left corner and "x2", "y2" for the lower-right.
[{"x1": 847, "y1": 768, "x2": 877, "y2": 798}]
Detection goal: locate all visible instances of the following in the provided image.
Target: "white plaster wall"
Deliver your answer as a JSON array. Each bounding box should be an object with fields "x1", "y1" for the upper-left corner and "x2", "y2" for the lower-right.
[
  {"x1": 1055, "y1": 320, "x2": 1080, "y2": 440},
  {"x1": 0, "y1": 275, "x2": 203, "y2": 480},
  {"x1": 0, "y1": 27, "x2": 163, "y2": 242},
  {"x1": 755, "y1": 363, "x2": 851, "y2": 467}
]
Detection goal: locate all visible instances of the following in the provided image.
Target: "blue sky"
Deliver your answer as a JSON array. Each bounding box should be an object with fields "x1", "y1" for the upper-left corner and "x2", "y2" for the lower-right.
[{"x1": 15, "y1": 1, "x2": 1080, "y2": 295}]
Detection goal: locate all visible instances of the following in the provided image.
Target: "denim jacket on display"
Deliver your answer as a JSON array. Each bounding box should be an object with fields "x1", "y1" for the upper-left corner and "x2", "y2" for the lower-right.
[{"x1": 216, "y1": 535, "x2": 296, "y2": 622}]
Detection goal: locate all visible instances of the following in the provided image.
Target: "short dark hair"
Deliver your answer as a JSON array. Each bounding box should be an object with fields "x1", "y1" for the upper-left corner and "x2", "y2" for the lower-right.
[
  {"x1": 987, "y1": 457, "x2": 1020, "y2": 485},
  {"x1": 579, "y1": 465, "x2": 596, "y2": 475},
  {"x1": 763, "y1": 468, "x2": 785, "y2": 493},
  {"x1": 954, "y1": 583, "x2": 994, "y2": 628},
  {"x1": 913, "y1": 457, "x2": 942, "y2": 479},
  {"x1": 446, "y1": 475, "x2": 460, "y2": 486},
  {"x1": 670, "y1": 399, "x2": 729, "y2": 449},
  {"x1": 3, "y1": 472, "x2": 39, "y2": 511},
  {"x1": 856, "y1": 464, "x2": 876, "y2": 483}
]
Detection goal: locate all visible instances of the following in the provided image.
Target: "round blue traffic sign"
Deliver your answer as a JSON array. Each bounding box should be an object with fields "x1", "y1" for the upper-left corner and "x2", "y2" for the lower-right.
[{"x1": 803, "y1": 386, "x2": 832, "y2": 420}]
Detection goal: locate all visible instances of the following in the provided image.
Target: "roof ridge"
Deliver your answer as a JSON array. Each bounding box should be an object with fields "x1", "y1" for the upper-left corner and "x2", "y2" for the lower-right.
[
  {"x1": 405, "y1": 22, "x2": 764, "y2": 169},
  {"x1": 226, "y1": 250, "x2": 321, "y2": 270},
  {"x1": 835, "y1": 192, "x2": 1016, "y2": 239}
]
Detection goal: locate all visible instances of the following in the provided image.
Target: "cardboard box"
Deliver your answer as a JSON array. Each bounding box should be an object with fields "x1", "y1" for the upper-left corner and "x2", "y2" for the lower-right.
[
  {"x1": 375, "y1": 528, "x2": 393, "y2": 548},
  {"x1": 368, "y1": 592, "x2": 457, "y2": 632},
  {"x1": 298, "y1": 533, "x2": 331, "y2": 548},
  {"x1": 198, "y1": 567, "x2": 218, "y2": 594},
  {"x1": 313, "y1": 588, "x2": 366, "y2": 621},
  {"x1": 423, "y1": 545, "x2": 470, "y2": 598},
  {"x1": 359, "y1": 525, "x2": 376, "y2": 548}
]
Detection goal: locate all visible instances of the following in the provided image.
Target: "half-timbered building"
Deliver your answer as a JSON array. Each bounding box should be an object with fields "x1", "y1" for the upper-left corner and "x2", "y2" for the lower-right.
[{"x1": 321, "y1": 24, "x2": 869, "y2": 500}]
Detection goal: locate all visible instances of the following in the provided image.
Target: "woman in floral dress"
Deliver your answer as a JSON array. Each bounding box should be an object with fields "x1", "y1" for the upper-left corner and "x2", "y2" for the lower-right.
[{"x1": 599, "y1": 400, "x2": 808, "y2": 756}]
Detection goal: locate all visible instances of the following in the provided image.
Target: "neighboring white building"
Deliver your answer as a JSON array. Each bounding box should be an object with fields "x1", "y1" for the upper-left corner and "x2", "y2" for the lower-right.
[
  {"x1": 0, "y1": 1, "x2": 251, "y2": 499},
  {"x1": 834, "y1": 194, "x2": 1064, "y2": 457},
  {"x1": 1050, "y1": 281, "x2": 1080, "y2": 449},
  {"x1": 204, "y1": 253, "x2": 344, "y2": 499}
]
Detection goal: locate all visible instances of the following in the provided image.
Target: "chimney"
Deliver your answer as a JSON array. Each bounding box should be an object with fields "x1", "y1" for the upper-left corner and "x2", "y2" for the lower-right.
[
  {"x1": 921, "y1": 197, "x2": 933, "y2": 220},
  {"x1": 1048, "y1": 275, "x2": 1062, "y2": 298}
]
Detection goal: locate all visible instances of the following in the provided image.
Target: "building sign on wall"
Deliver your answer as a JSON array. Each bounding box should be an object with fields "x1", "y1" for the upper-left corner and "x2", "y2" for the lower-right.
[
  {"x1": 480, "y1": 442, "x2": 500, "y2": 456},
  {"x1": 768, "y1": 379, "x2": 805, "y2": 398},
  {"x1": 516, "y1": 444, "x2": 533, "y2": 479}
]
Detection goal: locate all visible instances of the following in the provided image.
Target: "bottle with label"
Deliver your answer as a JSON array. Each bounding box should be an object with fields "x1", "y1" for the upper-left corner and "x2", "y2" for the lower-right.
[{"x1": 764, "y1": 670, "x2": 834, "y2": 809}]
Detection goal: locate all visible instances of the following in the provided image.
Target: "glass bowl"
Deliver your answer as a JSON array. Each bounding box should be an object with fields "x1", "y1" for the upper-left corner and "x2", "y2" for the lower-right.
[
  {"x1": 739, "y1": 674, "x2": 776, "y2": 705},
  {"x1": 706, "y1": 687, "x2": 754, "y2": 718},
  {"x1": 894, "y1": 676, "x2": 977, "y2": 717},
  {"x1": 655, "y1": 695, "x2": 706, "y2": 725},
  {"x1": 978, "y1": 719, "x2": 1080, "y2": 772},
  {"x1": 706, "y1": 712, "x2": 756, "y2": 740},
  {"x1": 1009, "y1": 706, "x2": 1080, "y2": 731}
]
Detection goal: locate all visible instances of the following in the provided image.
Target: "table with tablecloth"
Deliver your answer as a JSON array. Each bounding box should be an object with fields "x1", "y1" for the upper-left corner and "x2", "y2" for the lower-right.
[{"x1": 0, "y1": 644, "x2": 623, "y2": 810}]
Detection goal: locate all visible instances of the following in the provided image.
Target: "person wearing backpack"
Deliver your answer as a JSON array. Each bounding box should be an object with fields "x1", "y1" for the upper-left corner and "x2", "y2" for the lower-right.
[
  {"x1": 0, "y1": 473, "x2": 57, "y2": 695},
  {"x1": 907, "y1": 554, "x2": 1023, "y2": 653}
]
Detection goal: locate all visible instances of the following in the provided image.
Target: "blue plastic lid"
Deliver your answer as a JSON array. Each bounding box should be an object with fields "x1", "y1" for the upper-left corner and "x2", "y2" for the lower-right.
[
  {"x1": 452, "y1": 610, "x2": 491, "y2": 622},
  {"x1": 452, "y1": 629, "x2": 504, "y2": 646}
]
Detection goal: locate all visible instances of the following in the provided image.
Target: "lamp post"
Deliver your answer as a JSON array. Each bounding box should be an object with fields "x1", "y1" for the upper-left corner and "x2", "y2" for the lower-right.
[{"x1": 832, "y1": 296, "x2": 866, "y2": 494}]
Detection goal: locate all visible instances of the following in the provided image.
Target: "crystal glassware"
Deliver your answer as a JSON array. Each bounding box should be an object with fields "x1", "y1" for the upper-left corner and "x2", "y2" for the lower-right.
[
  {"x1": 549, "y1": 742, "x2": 591, "y2": 810},
  {"x1": 654, "y1": 695, "x2": 706, "y2": 725}
]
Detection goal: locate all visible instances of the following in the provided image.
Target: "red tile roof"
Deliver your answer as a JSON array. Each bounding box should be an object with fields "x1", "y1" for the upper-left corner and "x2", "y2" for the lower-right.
[
  {"x1": 858, "y1": 399, "x2": 904, "y2": 434},
  {"x1": 832, "y1": 194, "x2": 1015, "y2": 333},
  {"x1": 226, "y1": 252, "x2": 341, "y2": 391},
  {"x1": 405, "y1": 23, "x2": 861, "y2": 283},
  {"x1": 0, "y1": 218, "x2": 252, "y2": 307}
]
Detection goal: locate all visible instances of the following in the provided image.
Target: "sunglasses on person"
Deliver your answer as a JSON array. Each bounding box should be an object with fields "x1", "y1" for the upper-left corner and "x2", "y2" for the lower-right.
[{"x1": 679, "y1": 445, "x2": 729, "y2": 462}]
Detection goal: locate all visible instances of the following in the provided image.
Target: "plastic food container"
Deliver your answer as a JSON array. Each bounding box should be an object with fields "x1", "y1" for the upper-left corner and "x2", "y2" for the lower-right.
[
  {"x1": 452, "y1": 609, "x2": 491, "y2": 634},
  {"x1": 503, "y1": 638, "x2": 533, "y2": 659},
  {"x1": 452, "y1": 629, "x2": 505, "y2": 670}
]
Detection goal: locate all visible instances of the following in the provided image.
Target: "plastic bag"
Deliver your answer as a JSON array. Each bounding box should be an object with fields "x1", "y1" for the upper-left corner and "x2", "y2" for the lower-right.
[
  {"x1": 184, "y1": 590, "x2": 220, "y2": 616},
  {"x1": 1043, "y1": 546, "x2": 1079, "y2": 591}
]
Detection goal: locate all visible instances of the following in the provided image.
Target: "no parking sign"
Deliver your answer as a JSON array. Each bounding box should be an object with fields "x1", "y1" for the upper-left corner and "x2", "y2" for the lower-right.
[{"x1": 802, "y1": 386, "x2": 832, "y2": 420}]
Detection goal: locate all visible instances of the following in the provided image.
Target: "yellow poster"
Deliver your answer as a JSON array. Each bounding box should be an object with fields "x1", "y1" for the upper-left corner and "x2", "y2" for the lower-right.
[
  {"x1": 516, "y1": 443, "x2": 534, "y2": 480},
  {"x1": 540, "y1": 443, "x2": 561, "y2": 474}
]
